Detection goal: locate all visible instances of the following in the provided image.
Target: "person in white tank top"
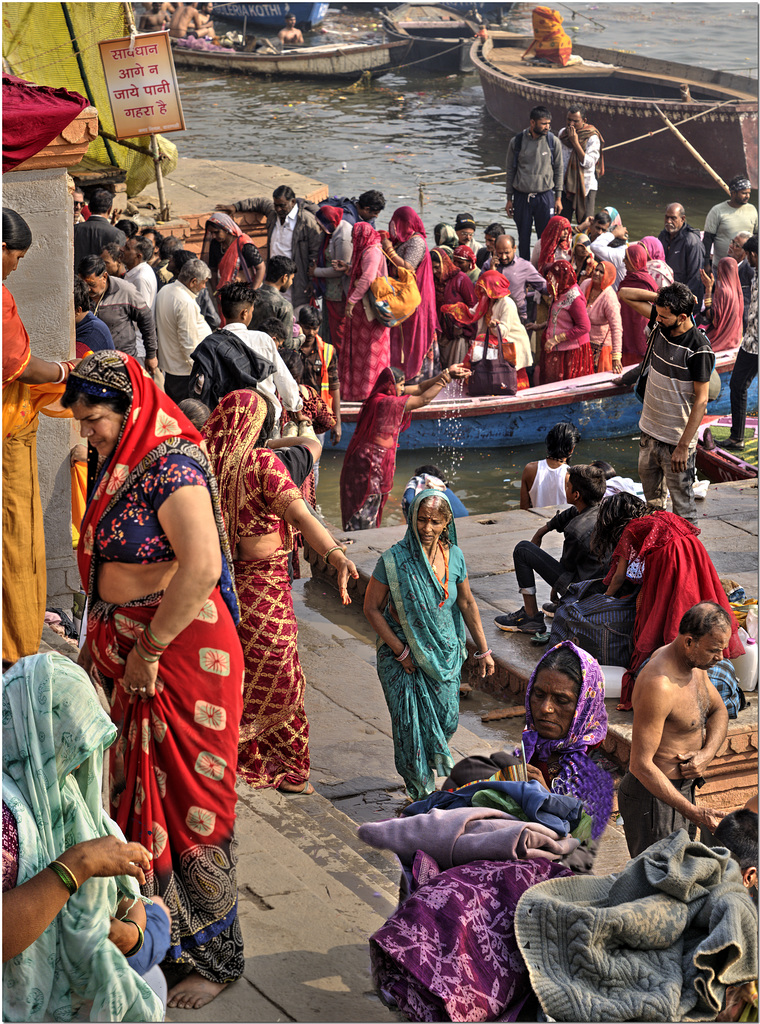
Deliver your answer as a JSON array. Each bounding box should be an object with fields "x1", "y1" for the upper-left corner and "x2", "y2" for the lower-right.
[{"x1": 519, "y1": 421, "x2": 581, "y2": 509}]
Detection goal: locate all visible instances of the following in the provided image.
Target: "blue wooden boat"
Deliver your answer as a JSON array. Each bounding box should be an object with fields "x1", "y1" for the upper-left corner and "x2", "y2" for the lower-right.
[
  {"x1": 334, "y1": 350, "x2": 758, "y2": 451},
  {"x1": 212, "y1": 2, "x2": 329, "y2": 29}
]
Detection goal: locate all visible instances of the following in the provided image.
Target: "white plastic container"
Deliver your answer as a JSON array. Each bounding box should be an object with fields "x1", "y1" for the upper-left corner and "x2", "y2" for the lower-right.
[
  {"x1": 745, "y1": 605, "x2": 758, "y2": 641},
  {"x1": 731, "y1": 627, "x2": 758, "y2": 692},
  {"x1": 600, "y1": 665, "x2": 625, "y2": 700}
]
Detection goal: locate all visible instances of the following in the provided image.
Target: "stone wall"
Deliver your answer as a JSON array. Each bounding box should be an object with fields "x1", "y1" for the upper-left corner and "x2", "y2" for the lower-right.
[{"x1": 3, "y1": 169, "x2": 78, "y2": 612}]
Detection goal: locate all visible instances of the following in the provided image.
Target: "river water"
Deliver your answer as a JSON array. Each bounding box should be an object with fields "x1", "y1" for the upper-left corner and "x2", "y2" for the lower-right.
[{"x1": 176, "y1": 2, "x2": 757, "y2": 526}]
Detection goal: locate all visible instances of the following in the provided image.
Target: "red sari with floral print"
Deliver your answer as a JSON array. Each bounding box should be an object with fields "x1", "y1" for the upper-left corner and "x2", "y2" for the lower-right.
[
  {"x1": 75, "y1": 351, "x2": 244, "y2": 984},
  {"x1": 204, "y1": 389, "x2": 312, "y2": 789}
]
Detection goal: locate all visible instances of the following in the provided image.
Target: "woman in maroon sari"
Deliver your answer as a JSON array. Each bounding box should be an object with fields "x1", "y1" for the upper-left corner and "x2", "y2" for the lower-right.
[
  {"x1": 536, "y1": 215, "x2": 573, "y2": 275},
  {"x1": 340, "y1": 364, "x2": 470, "y2": 531},
  {"x1": 618, "y1": 243, "x2": 658, "y2": 363},
  {"x1": 336, "y1": 222, "x2": 390, "y2": 402},
  {"x1": 595, "y1": 498, "x2": 743, "y2": 710},
  {"x1": 383, "y1": 206, "x2": 437, "y2": 380},
  {"x1": 431, "y1": 247, "x2": 477, "y2": 368},
  {"x1": 700, "y1": 256, "x2": 744, "y2": 352}
]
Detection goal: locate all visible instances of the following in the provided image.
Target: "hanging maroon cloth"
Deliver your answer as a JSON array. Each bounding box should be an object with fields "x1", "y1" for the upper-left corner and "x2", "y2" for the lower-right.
[
  {"x1": 2, "y1": 75, "x2": 89, "y2": 172},
  {"x1": 618, "y1": 244, "x2": 659, "y2": 362}
]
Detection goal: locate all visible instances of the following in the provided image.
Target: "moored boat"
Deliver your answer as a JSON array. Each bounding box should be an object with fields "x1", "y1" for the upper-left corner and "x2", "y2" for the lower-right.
[
  {"x1": 334, "y1": 350, "x2": 758, "y2": 451},
  {"x1": 697, "y1": 415, "x2": 758, "y2": 483},
  {"x1": 212, "y1": 2, "x2": 329, "y2": 29},
  {"x1": 382, "y1": 4, "x2": 483, "y2": 73},
  {"x1": 170, "y1": 36, "x2": 411, "y2": 77},
  {"x1": 471, "y1": 31, "x2": 758, "y2": 189}
]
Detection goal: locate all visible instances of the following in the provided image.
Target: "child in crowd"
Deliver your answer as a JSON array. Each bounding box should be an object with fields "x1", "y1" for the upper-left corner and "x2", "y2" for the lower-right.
[
  {"x1": 519, "y1": 421, "x2": 580, "y2": 510},
  {"x1": 591, "y1": 459, "x2": 644, "y2": 498},
  {"x1": 497, "y1": 464, "x2": 608, "y2": 634},
  {"x1": 401, "y1": 464, "x2": 469, "y2": 521},
  {"x1": 178, "y1": 398, "x2": 211, "y2": 431},
  {"x1": 296, "y1": 306, "x2": 342, "y2": 447}
]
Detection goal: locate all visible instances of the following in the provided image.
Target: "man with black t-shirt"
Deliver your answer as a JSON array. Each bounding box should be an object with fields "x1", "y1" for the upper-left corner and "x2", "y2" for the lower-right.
[{"x1": 617, "y1": 281, "x2": 714, "y2": 523}]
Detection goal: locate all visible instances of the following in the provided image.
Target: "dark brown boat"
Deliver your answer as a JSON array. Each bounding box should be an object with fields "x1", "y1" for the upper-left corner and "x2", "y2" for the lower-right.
[{"x1": 471, "y1": 31, "x2": 758, "y2": 188}]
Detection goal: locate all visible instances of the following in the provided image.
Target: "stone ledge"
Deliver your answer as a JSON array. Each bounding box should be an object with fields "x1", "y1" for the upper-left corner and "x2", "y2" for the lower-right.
[{"x1": 10, "y1": 105, "x2": 98, "y2": 172}]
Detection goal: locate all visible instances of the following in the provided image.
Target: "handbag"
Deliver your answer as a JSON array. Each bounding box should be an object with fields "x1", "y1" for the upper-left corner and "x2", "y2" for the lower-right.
[
  {"x1": 549, "y1": 577, "x2": 638, "y2": 667},
  {"x1": 467, "y1": 324, "x2": 517, "y2": 398},
  {"x1": 367, "y1": 265, "x2": 421, "y2": 328}
]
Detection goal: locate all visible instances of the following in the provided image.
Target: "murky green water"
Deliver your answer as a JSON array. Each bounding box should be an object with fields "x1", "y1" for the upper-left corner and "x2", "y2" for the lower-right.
[{"x1": 176, "y1": 2, "x2": 756, "y2": 526}]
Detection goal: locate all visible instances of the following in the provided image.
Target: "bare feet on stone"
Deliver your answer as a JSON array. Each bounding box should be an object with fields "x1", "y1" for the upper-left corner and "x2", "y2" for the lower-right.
[{"x1": 166, "y1": 972, "x2": 229, "y2": 1009}]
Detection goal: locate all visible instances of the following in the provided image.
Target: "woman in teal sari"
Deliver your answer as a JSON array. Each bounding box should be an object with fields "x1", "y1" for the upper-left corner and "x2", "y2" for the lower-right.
[{"x1": 364, "y1": 490, "x2": 495, "y2": 800}]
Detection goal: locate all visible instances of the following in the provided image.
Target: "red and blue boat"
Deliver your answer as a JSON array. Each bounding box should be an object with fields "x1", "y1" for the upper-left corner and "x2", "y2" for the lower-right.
[{"x1": 212, "y1": 3, "x2": 329, "y2": 29}]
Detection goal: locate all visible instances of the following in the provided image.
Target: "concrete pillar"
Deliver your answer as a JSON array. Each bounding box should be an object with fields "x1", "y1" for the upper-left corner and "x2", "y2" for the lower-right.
[{"x1": 3, "y1": 169, "x2": 79, "y2": 613}]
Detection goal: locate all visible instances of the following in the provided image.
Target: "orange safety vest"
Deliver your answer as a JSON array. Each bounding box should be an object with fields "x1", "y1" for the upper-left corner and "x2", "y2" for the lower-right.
[{"x1": 314, "y1": 336, "x2": 335, "y2": 411}]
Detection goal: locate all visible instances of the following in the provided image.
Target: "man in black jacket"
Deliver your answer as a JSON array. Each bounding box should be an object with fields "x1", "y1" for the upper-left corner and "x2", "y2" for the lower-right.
[
  {"x1": 73, "y1": 189, "x2": 125, "y2": 269},
  {"x1": 658, "y1": 203, "x2": 703, "y2": 297}
]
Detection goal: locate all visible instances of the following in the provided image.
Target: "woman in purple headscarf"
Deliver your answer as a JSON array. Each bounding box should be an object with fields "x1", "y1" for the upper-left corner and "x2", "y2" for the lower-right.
[
  {"x1": 640, "y1": 235, "x2": 675, "y2": 291},
  {"x1": 521, "y1": 640, "x2": 612, "y2": 845},
  {"x1": 381, "y1": 206, "x2": 437, "y2": 380}
]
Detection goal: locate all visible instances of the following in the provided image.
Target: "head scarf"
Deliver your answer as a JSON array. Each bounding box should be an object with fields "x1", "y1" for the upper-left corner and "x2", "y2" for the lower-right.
[
  {"x1": 70, "y1": 350, "x2": 238, "y2": 622},
  {"x1": 545, "y1": 258, "x2": 578, "y2": 300},
  {"x1": 388, "y1": 205, "x2": 426, "y2": 245},
  {"x1": 442, "y1": 268, "x2": 511, "y2": 326},
  {"x1": 604, "y1": 206, "x2": 622, "y2": 230},
  {"x1": 339, "y1": 368, "x2": 410, "y2": 524},
  {"x1": 573, "y1": 232, "x2": 591, "y2": 252},
  {"x1": 585, "y1": 260, "x2": 616, "y2": 302},
  {"x1": 2, "y1": 653, "x2": 163, "y2": 1022},
  {"x1": 203, "y1": 210, "x2": 255, "y2": 288},
  {"x1": 538, "y1": 215, "x2": 573, "y2": 275},
  {"x1": 521, "y1": 640, "x2": 612, "y2": 840},
  {"x1": 349, "y1": 221, "x2": 382, "y2": 291},
  {"x1": 640, "y1": 235, "x2": 666, "y2": 262},
  {"x1": 452, "y1": 244, "x2": 476, "y2": 269},
  {"x1": 624, "y1": 243, "x2": 647, "y2": 273},
  {"x1": 380, "y1": 489, "x2": 466, "y2": 683},
  {"x1": 619, "y1": 249, "x2": 658, "y2": 359},
  {"x1": 314, "y1": 205, "x2": 346, "y2": 296},
  {"x1": 709, "y1": 256, "x2": 744, "y2": 351},
  {"x1": 434, "y1": 222, "x2": 458, "y2": 250},
  {"x1": 431, "y1": 246, "x2": 458, "y2": 283}
]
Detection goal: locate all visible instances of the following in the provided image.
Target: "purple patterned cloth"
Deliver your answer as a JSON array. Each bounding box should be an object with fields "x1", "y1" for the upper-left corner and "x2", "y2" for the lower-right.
[
  {"x1": 2, "y1": 801, "x2": 19, "y2": 892},
  {"x1": 521, "y1": 640, "x2": 613, "y2": 840},
  {"x1": 370, "y1": 852, "x2": 570, "y2": 1022}
]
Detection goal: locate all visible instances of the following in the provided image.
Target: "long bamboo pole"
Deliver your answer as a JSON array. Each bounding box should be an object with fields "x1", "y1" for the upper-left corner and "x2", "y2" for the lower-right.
[{"x1": 653, "y1": 104, "x2": 731, "y2": 194}]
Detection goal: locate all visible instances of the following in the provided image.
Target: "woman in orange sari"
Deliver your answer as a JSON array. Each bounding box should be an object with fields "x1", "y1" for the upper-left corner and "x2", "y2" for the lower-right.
[{"x1": 2, "y1": 208, "x2": 76, "y2": 662}]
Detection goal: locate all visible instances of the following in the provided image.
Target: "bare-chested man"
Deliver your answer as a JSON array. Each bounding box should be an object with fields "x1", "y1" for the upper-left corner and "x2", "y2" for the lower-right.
[
  {"x1": 278, "y1": 13, "x2": 304, "y2": 46},
  {"x1": 139, "y1": 2, "x2": 175, "y2": 31},
  {"x1": 169, "y1": 2, "x2": 214, "y2": 39},
  {"x1": 618, "y1": 601, "x2": 731, "y2": 858}
]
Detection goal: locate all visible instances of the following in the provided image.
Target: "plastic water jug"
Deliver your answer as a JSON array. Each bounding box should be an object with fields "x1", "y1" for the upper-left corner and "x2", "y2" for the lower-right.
[
  {"x1": 600, "y1": 665, "x2": 625, "y2": 700},
  {"x1": 745, "y1": 605, "x2": 758, "y2": 641},
  {"x1": 731, "y1": 627, "x2": 758, "y2": 692}
]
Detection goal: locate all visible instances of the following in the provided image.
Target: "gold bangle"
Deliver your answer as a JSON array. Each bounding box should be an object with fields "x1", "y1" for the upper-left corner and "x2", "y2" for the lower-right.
[
  {"x1": 50, "y1": 859, "x2": 79, "y2": 894},
  {"x1": 323, "y1": 544, "x2": 344, "y2": 564}
]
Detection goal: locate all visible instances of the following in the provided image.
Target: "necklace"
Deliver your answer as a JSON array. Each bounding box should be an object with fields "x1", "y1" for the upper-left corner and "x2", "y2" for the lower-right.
[{"x1": 430, "y1": 541, "x2": 449, "y2": 608}]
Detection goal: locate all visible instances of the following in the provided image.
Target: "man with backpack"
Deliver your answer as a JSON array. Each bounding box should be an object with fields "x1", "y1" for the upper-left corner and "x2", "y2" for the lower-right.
[{"x1": 505, "y1": 105, "x2": 564, "y2": 260}]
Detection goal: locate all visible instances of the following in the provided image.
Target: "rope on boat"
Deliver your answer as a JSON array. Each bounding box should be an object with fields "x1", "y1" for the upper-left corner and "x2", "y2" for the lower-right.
[{"x1": 416, "y1": 97, "x2": 742, "y2": 210}]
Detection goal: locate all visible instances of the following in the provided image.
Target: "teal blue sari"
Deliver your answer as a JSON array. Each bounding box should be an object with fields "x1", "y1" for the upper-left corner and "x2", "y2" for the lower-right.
[{"x1": 373, "y1": 490, "x2": 467, "y2": 800}]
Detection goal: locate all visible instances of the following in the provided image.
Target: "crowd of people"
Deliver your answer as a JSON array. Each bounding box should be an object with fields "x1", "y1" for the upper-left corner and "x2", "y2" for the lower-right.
[{"x1": 2, "y1": 91, "x2": 758, "y2": 1019}]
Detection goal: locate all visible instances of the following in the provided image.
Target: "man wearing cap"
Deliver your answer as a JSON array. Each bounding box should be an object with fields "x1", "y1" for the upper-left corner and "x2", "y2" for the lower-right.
[
  {"x1": 505, "y1": 105, "x2": 564, "y2": 260},
  {"x1": 702, "y1": 176, "x2": 758, "y2": 267},
  {"x1": 725, "y1": 234, "x2": 758, "y2": 451},
  {"x1": 453, "y1": 214, "x2": 485, "y2": 265}
]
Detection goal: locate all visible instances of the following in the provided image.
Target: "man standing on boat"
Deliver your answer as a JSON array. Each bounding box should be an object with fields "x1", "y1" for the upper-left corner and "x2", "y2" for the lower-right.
[
  {"x1": 658, "y1": 203, "x2": 703, "y2": 298},
  {"x1": 279, "y1": 13, "x2": 304, "y2": 47},
  {"x1": 557, "y1": 104, "x2": 604, "y2": 226},
  {"x1": 505, "y1": 105, "x2": 564, "y2": 261},
  {"x1": 702, "y1": 175, "x2": 758, "y2": 268},
  {"x1": 491, "y1": 234, "x2": 547, "y2": 325}
]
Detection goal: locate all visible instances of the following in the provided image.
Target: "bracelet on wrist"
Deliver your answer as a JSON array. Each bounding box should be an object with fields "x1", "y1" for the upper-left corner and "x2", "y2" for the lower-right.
[
  {"x1": 323, "y1": 544, "x2": 344, "y2": 564},
  {"x1": 49, "y1": 859, "x2": 79, "y2": 895},
  {"x1": 473, "y1": 648, "x2": 492, "y2": 660},
  {"x1": 124, "y1": 921, "x2": 145, "y2": 958},
  {"x1": 53, "y1": 361, "x2": 66, "y2": 384},
  {"x1": 395, "y1": 644, "x2": 410, "y2": 663},
  {"x1": 134, "y1": 637, "x2": 161, "y2": 664}
]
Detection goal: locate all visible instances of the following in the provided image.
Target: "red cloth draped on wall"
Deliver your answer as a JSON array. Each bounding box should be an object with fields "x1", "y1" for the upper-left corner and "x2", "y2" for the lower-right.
[{"x1": 2, "y1": 74, "x2": 88, "y2": 172}]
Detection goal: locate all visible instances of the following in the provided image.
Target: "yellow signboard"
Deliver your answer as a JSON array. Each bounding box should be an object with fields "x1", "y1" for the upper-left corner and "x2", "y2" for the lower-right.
[{"x1": 98, "y1": 32, "x2": 185, "y2": 139}]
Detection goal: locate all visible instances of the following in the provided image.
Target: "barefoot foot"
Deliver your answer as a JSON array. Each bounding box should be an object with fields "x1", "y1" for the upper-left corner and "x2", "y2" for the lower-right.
[
  {"x1": 167, "y1": 972, "x2": 229, "y2": 1009},
  {"x1": 279, "y1": 780, "x2": 315, "y2": 794}
]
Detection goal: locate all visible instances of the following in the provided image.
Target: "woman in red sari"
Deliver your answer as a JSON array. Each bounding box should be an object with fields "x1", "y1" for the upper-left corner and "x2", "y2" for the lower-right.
[
  {"x1": 618, "y1": 243, "x2": 658, "y2": 362},
  {"x1": 700, "y1": 256, "x2": 744, "y2": 352},
  {"x1": 203, "y1": 390, "x2": 358, "y2": 791},
  {"x1": 383, "y1": 206, "x2": 438, "y2": 380},
  {"x1": 594, "y1": 497, "x2": 743, "y2": 710},
  {"x1": 533, "y1": 260, "x2": 592, "y2": 384},
  {"x1": 536, "y1": 215, "x2": 573, "y2": 275},
  {"x1": 340, "y1": 365, "x2": 470, "y2": 531},
  {"x1": 431, "y1": 246, "x2": 477, "y2": 368},
  {"x1": 62, "y1": 350, "x2": 243, "y2": 1009},
  {"x1": 336, "y1": 222, "x2": 390, "y2": 401}
]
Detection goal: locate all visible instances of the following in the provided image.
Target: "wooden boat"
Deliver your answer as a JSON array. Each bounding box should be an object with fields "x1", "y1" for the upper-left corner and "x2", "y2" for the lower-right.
[
  {"x1": 697, "y1": 416, "x2": 758, "y2": 483},
  {"x1": 334, "y1": 350, "x2": 758, "y2": 452},
  {"x1": 471, "y1": 31, "x2": 758, "y2": 189},
  {"x1": 382, "y1": 4, "x2": 483, "y2": 73},
  {"x1": 212, "y1": 2, "x2": 329, "y2": 29},
  {"x1": 170, "y1": 37, "x2": 411, "y2": 78}
]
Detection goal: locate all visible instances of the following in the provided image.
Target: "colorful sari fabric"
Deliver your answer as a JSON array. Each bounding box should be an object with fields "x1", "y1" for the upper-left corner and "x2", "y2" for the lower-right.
[
  {"x1": 388, "y1": 206, "x2": 437, "y2": 379},
  {"x1": 339, "y1": 367, "x2": 410, "y2": 531},
  {"x1": 639, "y1": 235, "x2": 674, "y2": 289},
  {"x1": 619, "y1": 244, "x2": 659, "y2": 361},
  {"x1": 604, "y1": 511, "x2": 743, "y2": 709},
  {"x1": 2, "y1": 653, "x2": 162, "y2": 1023},
  {"x1": 341, "y1": 222, "x2": 390, "y2": 401},
  {"x1": 372, "y1": 490, "x2": 468, "y2": 800},
  {"x1": 2, "y1": 284, "x2": 72, "y2": 662},
  {"x1": 541, "y1": 261, "x2": 593, "y2": 384},
  {"x1": 75, "y1": 351, "x2": 244, "y2": 984},
  {"x1": 582, "y1": 260, "x2": 619, "y2": 371},
  {"x1": 521, "y1": 641, "x2": 612, "y2": 840},
  {"x1": 203, "y1": 389, "x2": 310, "y2": 789},
  {"x1": 708, "y1": 256, "x2": 744, "y2": 351},
  {"x1": 202, "y1": 211, "x2": 258, "y2": 288},
  {"x1": 431, "y1": 247, "x2": 477, "y2": 367},
  {"x1": 537, "y1": 215, "x2": 573, "y2": 275}
]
